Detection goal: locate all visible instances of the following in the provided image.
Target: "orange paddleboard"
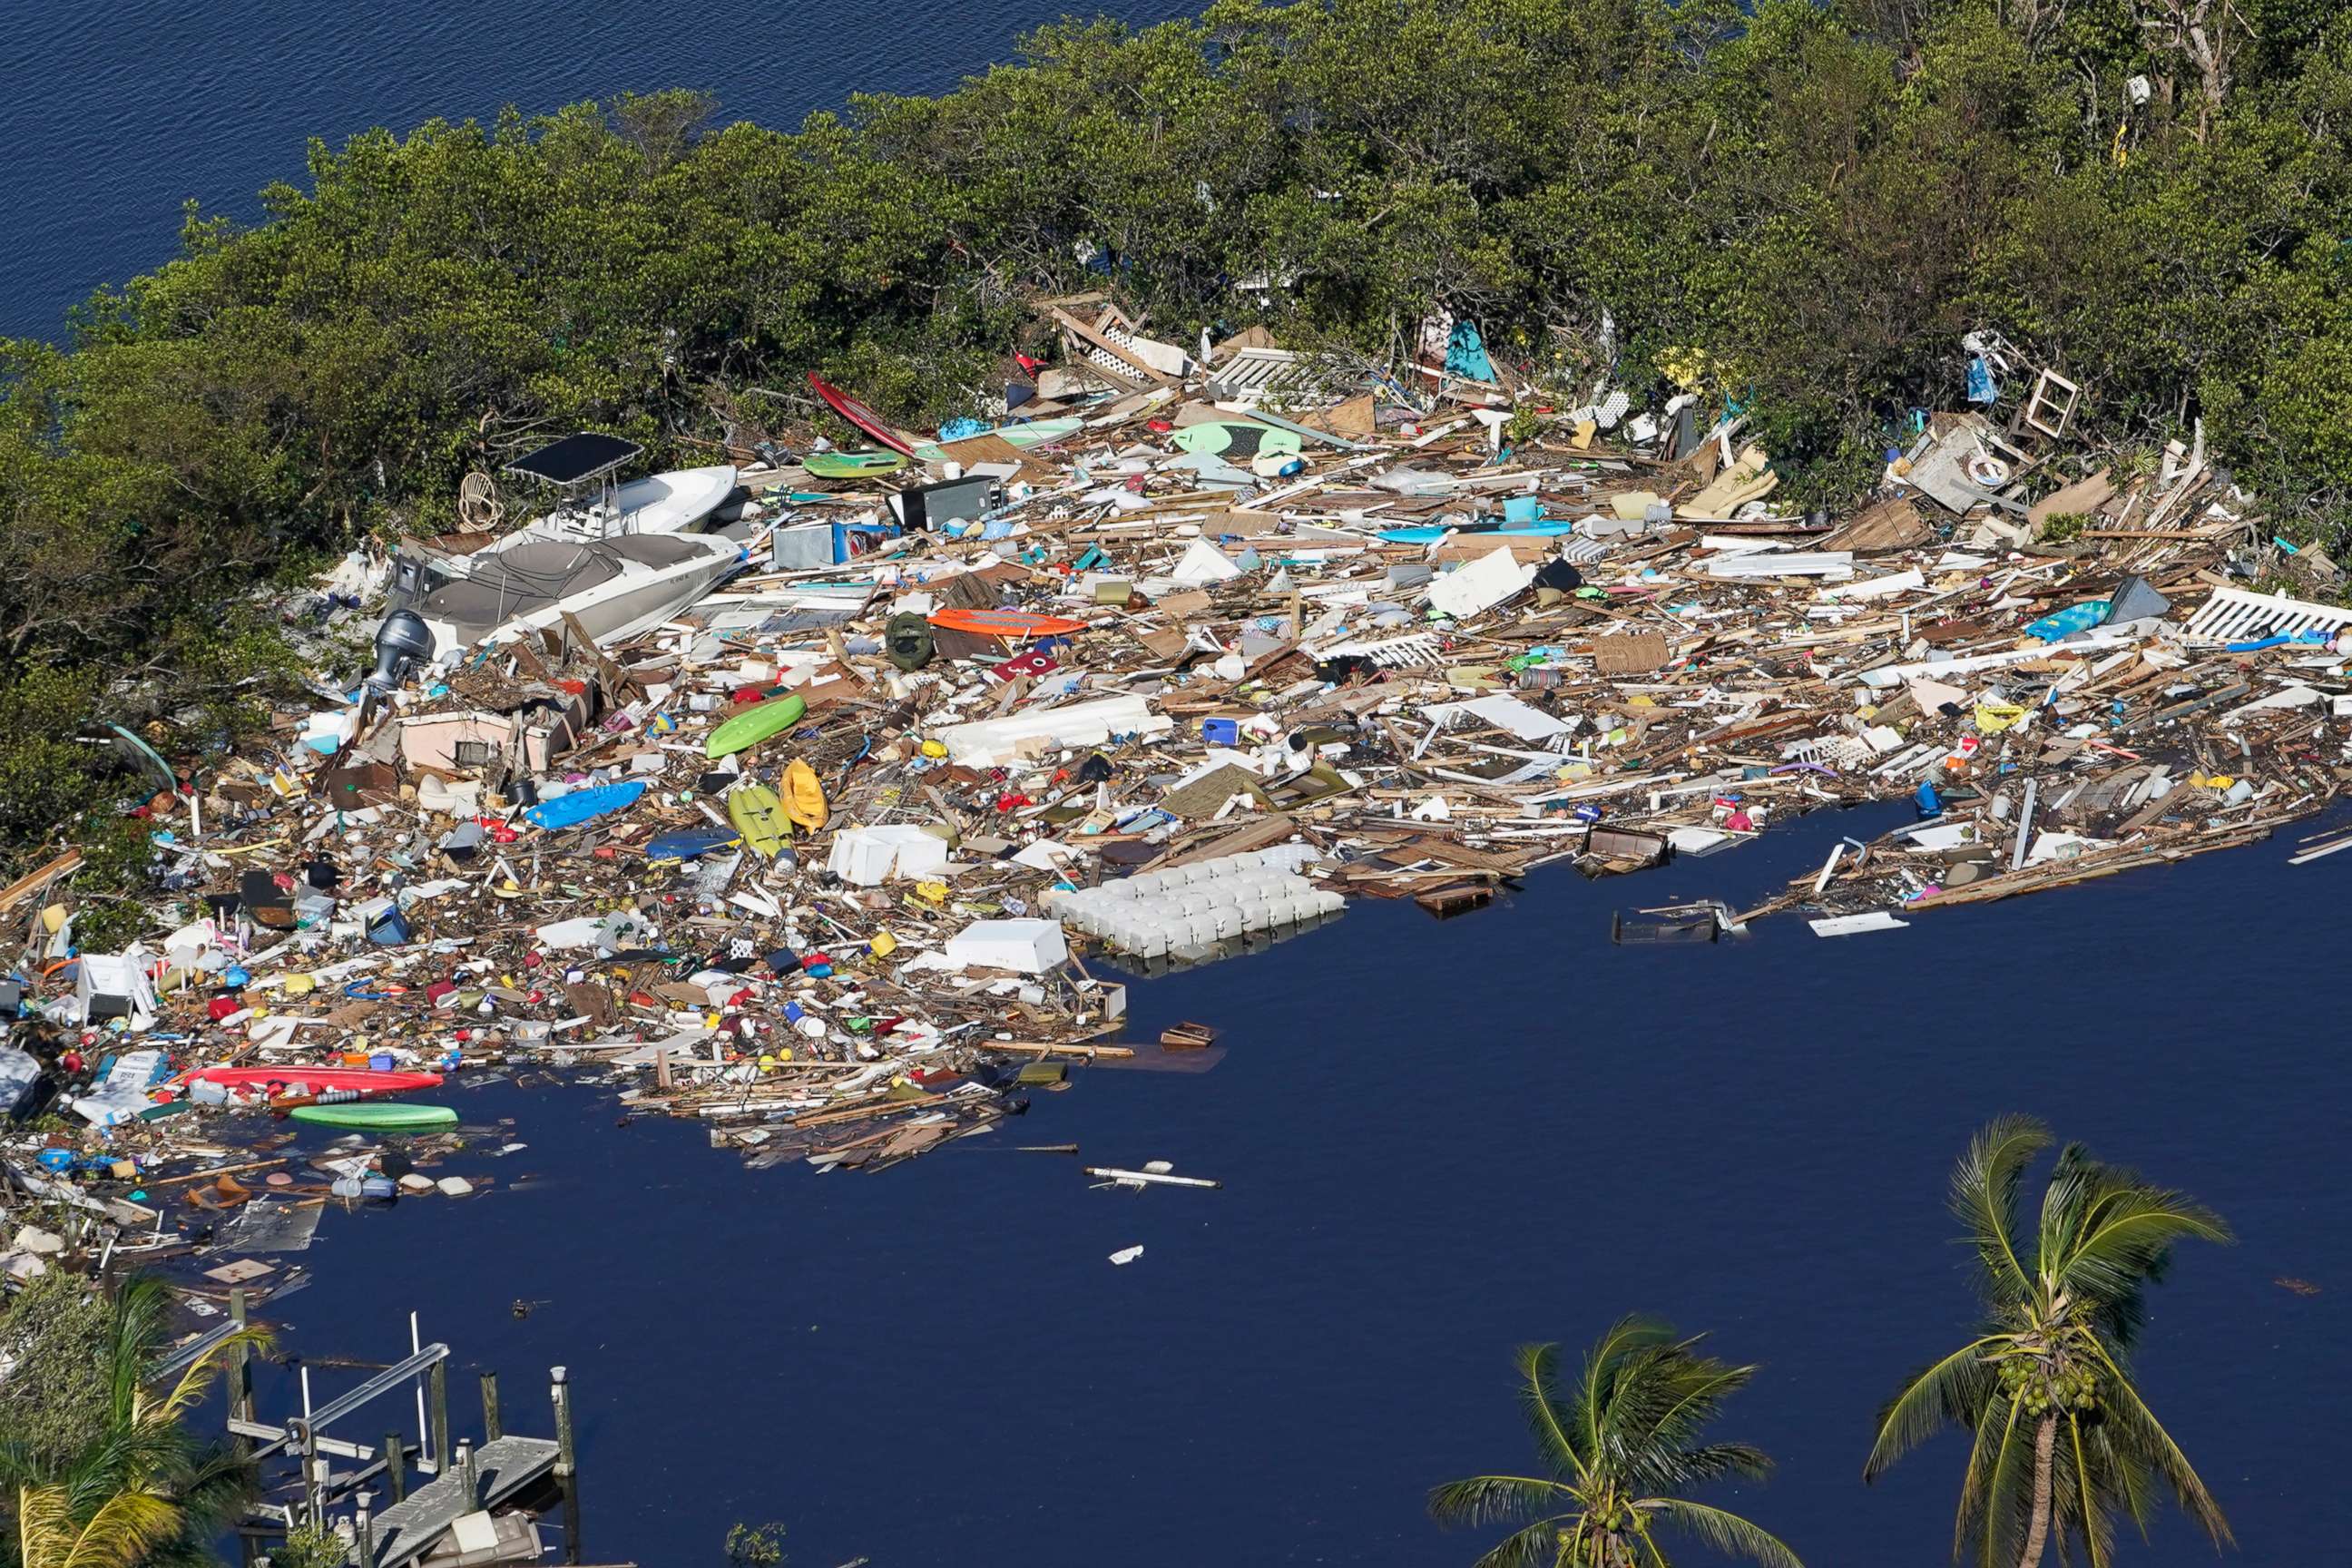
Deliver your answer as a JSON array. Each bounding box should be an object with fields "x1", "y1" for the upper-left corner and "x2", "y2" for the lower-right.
[{"x1": 927, "y1": 608, "x2": 1088, "y2": 639}]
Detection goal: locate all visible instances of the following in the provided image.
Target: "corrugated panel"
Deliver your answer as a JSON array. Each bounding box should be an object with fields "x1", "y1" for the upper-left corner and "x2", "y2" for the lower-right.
[{"x1": 2180, "y1": 586, "x2": 2352, "y2": 643}]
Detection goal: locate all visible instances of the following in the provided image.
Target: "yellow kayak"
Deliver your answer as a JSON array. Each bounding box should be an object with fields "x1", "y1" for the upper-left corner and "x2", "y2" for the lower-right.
[
  {"x1": 727, "y1": 783, "x2": 790, "y2": 858},
  {"x1": 782, "y1": 760, "x2": 828, "y2": 833}
]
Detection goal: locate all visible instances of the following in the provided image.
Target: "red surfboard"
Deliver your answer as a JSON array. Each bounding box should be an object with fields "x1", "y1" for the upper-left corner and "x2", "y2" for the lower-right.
[
  {"x1": 184, "y1": 1066, "x2": 445, "y2": 1096},
  {"x1": 928, "y1": 608, "x2": 1090, "y2": 639},
  {"x1": 807, "y1": 372, "x2": 918, "y2": 457}
]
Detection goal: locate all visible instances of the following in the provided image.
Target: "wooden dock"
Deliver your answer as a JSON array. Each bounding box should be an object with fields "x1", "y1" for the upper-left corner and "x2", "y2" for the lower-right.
[
  {"x1": 214, "y1": 1293, "x2": 584, "y2": 1568},
  {"x1": 353, "y1": 1436, "x2": 561, "y2": 1568}
]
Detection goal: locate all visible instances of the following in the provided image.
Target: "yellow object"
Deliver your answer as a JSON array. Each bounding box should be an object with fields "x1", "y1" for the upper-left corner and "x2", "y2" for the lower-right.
[
  {"x1": 869, "y1": 930, "x2": 898, "y2": 958},
  {"x1": 921, "y1": 740, "x2": 948, "y2": 759},
  {"x1": 782, "y1": 759, "x2": 828, "y2": 832},
  {"x1": 283, "y1": 974, "x2": 315, "y2": 995},
  {"x1": 41, "y1": 904, "x2": 66, "y2": 934},
  {"x1": 914, "y1": 880, "x2": 949, "y2": 904},
  {"x1": 1974, "y1": 702, "x2": 2027, "y2": 734},
  {"x1": 1627, "y1": 694, "x2": 1655, "y2": 708}
]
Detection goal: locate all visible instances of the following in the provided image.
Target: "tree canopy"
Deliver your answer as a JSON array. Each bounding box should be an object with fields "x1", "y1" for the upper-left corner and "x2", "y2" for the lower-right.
[{"x1": 6, "y1": 0, "x2": 2352, "y2": 876}]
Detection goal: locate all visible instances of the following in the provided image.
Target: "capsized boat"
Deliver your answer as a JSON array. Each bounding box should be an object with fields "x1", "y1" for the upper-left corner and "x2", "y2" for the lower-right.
[{"x1": 415, "y1": 533, "x2": 742, "y2": 653}]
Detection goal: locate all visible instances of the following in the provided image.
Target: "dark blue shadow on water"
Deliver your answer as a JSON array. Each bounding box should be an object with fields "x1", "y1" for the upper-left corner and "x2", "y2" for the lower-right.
[{"x1": 246, "y1": 801, "x2": 2349, "y2": 1566}]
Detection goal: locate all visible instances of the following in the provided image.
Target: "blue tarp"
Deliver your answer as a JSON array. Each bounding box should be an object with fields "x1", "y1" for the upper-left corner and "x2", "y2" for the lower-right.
[{"x1": 1446, "y1": 321, "x2": 1495, "y2": 382}]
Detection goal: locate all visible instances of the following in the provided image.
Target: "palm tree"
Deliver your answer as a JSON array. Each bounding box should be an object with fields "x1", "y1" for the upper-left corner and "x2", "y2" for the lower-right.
[
  {"x1": 1, "y1": 1274, "x2": 262, "y2": 1568},
  {"x1": 1429, "y1": 1318, "x2": 1804, "y2": 1568},
  {"x1": 1865, "y1": 1115, "x2": 2234, "y2": 1568}
]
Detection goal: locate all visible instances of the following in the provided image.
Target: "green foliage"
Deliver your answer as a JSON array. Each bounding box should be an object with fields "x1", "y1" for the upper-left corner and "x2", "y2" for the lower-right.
[
  {"x1": 1864, "y1": 1116, "x2": 2232, "y2": 1568},
  {"x1": 265, "y1": 1524, "x2": 348, "y2": 1568},
  {"x1": 723, "y1": 1521, "x2": 788, "y2": 1566},
  {"x1": 0, "y1": 1272, "x2": 116, "y2": 1477},
  {"x1": 0, "y1": 1274, "x2": 264, "y2": 1568},
  {"x1": 5, "y1": 3, "x2": 2352, "y2": 872},
  {"x1": 1429, "y1": 1319, "x2": 1802, "y2": 1568}
]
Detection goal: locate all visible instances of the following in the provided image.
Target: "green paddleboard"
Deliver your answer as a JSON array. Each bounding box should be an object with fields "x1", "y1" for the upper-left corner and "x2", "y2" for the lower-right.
[
  {"x1": 289, "y1": 1102, "x2": 458, "y2": 1132},
  {"x1": 706, "y1": 694, "x2": 807, "y2": 759},
  {"x1": 802, "y1": 451, "x2": 906, "y2": 479}
]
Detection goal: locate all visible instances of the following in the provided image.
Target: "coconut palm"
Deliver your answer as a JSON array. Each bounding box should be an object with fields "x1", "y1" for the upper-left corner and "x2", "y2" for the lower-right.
[
  {"x1": 1864, "y1": 1115, "x2": 2234, "y2": 1568},
  {"x1": 1, "y1": 1274, "x2": 262, "y2": 1568},
  {"x1": 1430, "y1": 1318, "x2": 1804, "y2": 1568}
]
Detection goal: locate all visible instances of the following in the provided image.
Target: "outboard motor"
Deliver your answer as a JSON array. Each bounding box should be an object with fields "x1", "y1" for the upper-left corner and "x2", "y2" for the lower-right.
[{"x1": 365, "y1": 609, "x2": 436, "y2": 692}]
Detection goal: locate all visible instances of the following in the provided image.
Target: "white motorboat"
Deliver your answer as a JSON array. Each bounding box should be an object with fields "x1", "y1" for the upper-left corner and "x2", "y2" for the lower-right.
[
  {"x1": 487, "y1": 461, "x2": 740, "y2": 553},
  {"x1": 414, "y1": 532, "x2": 743, "y2": 655}
]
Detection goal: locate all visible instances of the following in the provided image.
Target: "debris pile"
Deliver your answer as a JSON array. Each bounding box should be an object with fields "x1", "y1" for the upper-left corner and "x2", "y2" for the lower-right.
[{"x1": 7, "y1": 311, "x2": 2348, "y2": 1240}]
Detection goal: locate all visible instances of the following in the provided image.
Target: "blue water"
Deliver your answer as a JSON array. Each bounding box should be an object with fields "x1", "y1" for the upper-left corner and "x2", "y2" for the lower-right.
[
  {"x1": 0, "y1": 0, "x2": 1188, "y2": 341},
  {"x1": 244, "y1": 802, "x2": 2348, "y2": 1566},
  {"x1": 11, "y1": 8, "x2": 2343, "y2": 1561}
]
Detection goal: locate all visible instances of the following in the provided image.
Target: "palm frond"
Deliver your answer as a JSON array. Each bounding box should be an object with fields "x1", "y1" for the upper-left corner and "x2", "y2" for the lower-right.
[
  {"x1": 1579, "y1": 1318, "x2": 1677, "y2": 1473},
  {"x1": 2065, "y1": 1412, "x2": 2112, "y2": 1568},
  {"x1": 2053, "y1": 1180, "x2": 2230, "y2": 1332},
  {"x1": 2090, "y1": 1421, "x2": 2158, "y2": 1543},
  {"x1": 1628, "y1": 1348, "x2": 1755, "y2": 1459},
  {"x1": 1428, "y1": 1475, "x2": 1576, "y2": 1530},
  {"x1": 101, "y1": 1279, "x2": 175, "y2": 1426},
  {"x1": 1863, "y1": 1337, "x2": 1999, "y2": 1482},
  {"x1": 56, "y1": 1491, "x2": 179, "y2": 1568},
  {"x1": 2082, "y1": 1339, "x2": 2232, "y2": 1547},
  {"x1": 1975, "y1": 1394, "x2": 2033, "y2": 1568},
  {"x1": 18, "y1": 1482, "x2": 76, "y2": 1568},
  {"x1": 1642, "y1": 1498, "x2": 1805, "y2": 1568},
  {"x1": 152, "y1": 1326, "x2": 268, "y2": 1428},
  {"x1": 1464, "y1": 1514, "x2": 1582, "y2": 1568},
  {"x1": 1514, "y1": 1343, "x2": 1588, "y2": 1482},
  {"x1": 1948, "y1": 1115, "x2": 2049, "y2": 1303},
  {"x1": 1661, "y1": 1443, "x2": 1771, "y2": 1485},
  {"x1": 1950, "y1": 1382, "x2": 2006, "y2": 1563}
]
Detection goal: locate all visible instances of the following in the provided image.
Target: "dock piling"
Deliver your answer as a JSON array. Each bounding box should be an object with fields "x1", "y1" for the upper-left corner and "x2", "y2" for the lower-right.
[
  {"x1": 428, "y1": 1361, "x2": 450, "y2": 1475},
  {"x1": 383, "y1": 1432, "x2": 407, "y2": 1502},
  {"x1": 480, "y1": 1371, "x2": 502, "y2": 1442},
  {"x1": 552, "y1": 1366, "x2": 581, "y2": 1564}
]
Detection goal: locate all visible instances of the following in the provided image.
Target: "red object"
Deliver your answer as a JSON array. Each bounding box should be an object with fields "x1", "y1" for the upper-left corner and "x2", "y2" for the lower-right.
[
  {"x1": 928, "y1": 608, "x2": 1088, "y2": 639},
  {"x1": 206, "y1": 995, "x2": 241, "y2": 1021},
  {"x1": 801, "y1": 953, "x2": 831, "y2": 971},
  {"x1": 184, "y1": 1066, "x2": 446, "y2": 1094},
  {"x1": 993, "y1": 651, "x2": 1058, "y2": 682},
  {"x1": 806, "y1": 372, "x2": 917, "y2": 456}
]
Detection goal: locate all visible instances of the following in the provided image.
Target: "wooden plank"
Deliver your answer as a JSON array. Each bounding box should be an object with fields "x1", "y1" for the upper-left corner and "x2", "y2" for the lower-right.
[{"x1": 0, "y1": 849, "x2": 81, "y2": 916}]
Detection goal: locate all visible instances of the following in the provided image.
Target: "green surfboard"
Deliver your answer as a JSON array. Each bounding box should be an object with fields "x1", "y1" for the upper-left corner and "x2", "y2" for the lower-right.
[
  {"x1": 801, "y1": 451, "x2": 905, "y2": 479},
  {"x1": 289, "y1": 1102, "x2": 458, "y2": 1132},
  {"x1": 705, "y1": 694, "x2": 807, "y2": 759}
]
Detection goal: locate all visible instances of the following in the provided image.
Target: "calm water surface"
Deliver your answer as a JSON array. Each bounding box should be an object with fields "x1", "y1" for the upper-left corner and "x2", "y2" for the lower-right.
[
  {"x1": 0, "y1": 0, "x2": 1188, "y2": 340},
  {"x1": 250, "y1": 804, "x2": 2347, "y2": 1566}
]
